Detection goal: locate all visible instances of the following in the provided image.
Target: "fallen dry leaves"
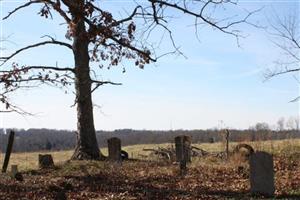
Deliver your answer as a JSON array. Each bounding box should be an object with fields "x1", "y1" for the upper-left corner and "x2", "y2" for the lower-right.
[{"x1": 0, "y1": 153, "x2": 299, "y2": 200}]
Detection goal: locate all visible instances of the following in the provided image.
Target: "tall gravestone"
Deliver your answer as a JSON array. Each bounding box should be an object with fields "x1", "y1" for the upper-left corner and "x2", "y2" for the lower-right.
[
  {"x1": 107, "y1": 137, "x2": 121, "y2": 161},
  {"x1": 175, "y1": 135, "x2": 191, "y2": 163},
  {"x1": 249, "y1": 151, "x2": 275, "y2": 197}
]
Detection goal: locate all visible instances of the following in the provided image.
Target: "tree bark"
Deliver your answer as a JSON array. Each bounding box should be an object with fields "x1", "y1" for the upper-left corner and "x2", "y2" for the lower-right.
[{"x1": 70, "y1": 10, "x2": 100, "y2": 160}]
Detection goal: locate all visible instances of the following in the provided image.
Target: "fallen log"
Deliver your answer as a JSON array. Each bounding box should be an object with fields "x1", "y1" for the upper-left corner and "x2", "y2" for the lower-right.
[
  {"x1": 191, "y1": 146, "x2": 209, "y2": 156},
  {"x1": 143, "y1": 148, "x2": 171, "y2": 160}
]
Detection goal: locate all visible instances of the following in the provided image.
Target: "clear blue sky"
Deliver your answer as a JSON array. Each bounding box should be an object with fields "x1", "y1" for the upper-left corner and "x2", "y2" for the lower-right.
[{"x1": 0, "y1": 0, "x2": 299, "y2": 130}]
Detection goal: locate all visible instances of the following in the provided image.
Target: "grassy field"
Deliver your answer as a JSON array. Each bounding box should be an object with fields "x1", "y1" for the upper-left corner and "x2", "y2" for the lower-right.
[{"x1": 1, "y1": 138, "x2": 299, "y2": 171}]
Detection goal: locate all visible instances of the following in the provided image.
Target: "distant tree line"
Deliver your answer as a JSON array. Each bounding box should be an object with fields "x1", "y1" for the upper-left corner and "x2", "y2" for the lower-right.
[{"x1": 0, "y1": 127, "x2": 299, "y2": 153}]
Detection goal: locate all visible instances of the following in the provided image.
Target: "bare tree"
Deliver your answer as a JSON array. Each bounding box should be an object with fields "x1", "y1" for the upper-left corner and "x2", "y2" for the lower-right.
[
  {"x1": 286, "y1": 116, "x2": 300, "y2": 131},
  {"x1": 254, "y1": 122, "x2": 270, "y2": 131},
  {"x1": 265, "y1": 10, "x2": 300, "y2": 101},
  {"x1": 277, "y1": 117, "x2": 285, "y2": 131},
  {"x1": 295, "y1": 116, "x2": 300, "y2": 131},
  {"x1": 0, "y1": 0, "x2": 258, "y2": 160}
]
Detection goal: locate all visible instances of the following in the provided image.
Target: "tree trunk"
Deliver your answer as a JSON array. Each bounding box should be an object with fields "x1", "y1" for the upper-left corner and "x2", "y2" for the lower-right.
[{"x1": 70, "y1": 12, "x2": 100, "y2": 160}]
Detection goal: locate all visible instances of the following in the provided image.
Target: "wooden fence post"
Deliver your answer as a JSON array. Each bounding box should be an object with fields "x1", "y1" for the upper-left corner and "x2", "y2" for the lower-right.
[
  {"x1": 175, "y1": 135, "x2": 191, "y2": 174},
  {"x1": 2, "y1": 130, "x2": 15, "y2": 173},
  {"x1": 225, "y1": 129, "x2": 230, "y2": 160},
  {"x1": 175, "y1": 135, "x2": 191, "y2": 163}
]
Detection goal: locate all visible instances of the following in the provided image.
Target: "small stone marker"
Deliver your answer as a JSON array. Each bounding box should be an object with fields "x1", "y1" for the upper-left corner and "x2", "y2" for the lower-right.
[
  {"x1": 175, "y1": 135, "x2": 191, "y2": 163},
  {"x1": 107, "y1": 137, "x2": 121, "y2": 161},
  {"x1": 249, "y1": 151, "x2": 275, "y2": 197},
  {"x1": 11, "y1": 165, "x2": 18, "y2": 176},
  {"x1": 11, "y1": 163, "x2": 22, "y2": 181},
  {"x1": 38, "y1": 154, "x2": 55, "y2": 169}
]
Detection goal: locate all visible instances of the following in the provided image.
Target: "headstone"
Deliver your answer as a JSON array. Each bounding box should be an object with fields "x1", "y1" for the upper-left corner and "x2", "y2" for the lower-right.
[
  {"x1": 10, "y1": 164, "x2": 23, "y2": 181},
  {"x1": 107, "y1": 137, "x2": 121, "y2": 161},
  {"x1": 175, "y1": 135, "x2": 191, "y2": 163},
  {"x1": 249, "y1": 151, "x2": 275, "y2": 197},
  {"x1": 38, "y1": 154, "x2": 55, "y2": 169},
  {"x1": 11, "y1": 165, "x2": 18, "y2": 176}
]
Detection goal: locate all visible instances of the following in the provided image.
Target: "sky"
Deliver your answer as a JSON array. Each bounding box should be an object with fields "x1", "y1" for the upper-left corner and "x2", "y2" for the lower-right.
[{"x1": 0, "y1": 0, "x2": 299, "y2": 131}]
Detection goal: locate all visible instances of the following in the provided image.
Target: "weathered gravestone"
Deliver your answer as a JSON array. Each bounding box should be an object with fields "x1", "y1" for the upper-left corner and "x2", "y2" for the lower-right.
[
  {"x1": 249, "y1": 151, "x2": 275, "y2": 197},
  {"x1": 107, "y1": 137, "x2": 121, "y2": 161},
  {"x1": 38, "y1": 154, "x2": 55, "y2": 169},
  {"x1": 175, "y1": 135, "x2": 191, "y2": 163},
  {"x1": 11, "y1": 165, "x2": 18, "y2": 176},
  {"x1": 11, "y1": 165, "x2": 23, "y2": 181}
]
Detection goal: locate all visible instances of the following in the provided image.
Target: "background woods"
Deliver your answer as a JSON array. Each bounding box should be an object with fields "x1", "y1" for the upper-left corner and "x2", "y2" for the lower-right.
[{"x1": 0, "y1": 128, "x2": 299, "y2": 153}]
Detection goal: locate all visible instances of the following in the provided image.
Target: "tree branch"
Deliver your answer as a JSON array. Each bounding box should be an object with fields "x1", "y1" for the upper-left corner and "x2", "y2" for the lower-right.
[
  {"x1": 91, "y1": 79, "x2": 122, "y2": 93},
  {"x1": 109, "y1": 36, "x2": 156, "y2": 62},
  {"x1": 25, "y1": 65, "x2": 74, "y2": 72},
  {"x1": 265, "y1": 68, "x2": 300, "y2": 80},
  {"x1": 266, "y1": 9, "x2": 299, "y2": 85},
  {"x1": 111, "y1": 6, "x2": 142, "y2": 27},
  {"x1": 148, "y1": 0, "x2": 260, "y2": 38},
  {"x1": 3, "y1": 0, "x2": 72, "y2": 23},
  {"x1": 0, "y1": 65, "x2": 74, "y2": 73},
  {"x1": 0, "y1": 93, "x2": 33, "y2": 115},
  {"x1": 2, "y1": 0, "x2": 42, "y2": 20},
  {"x1": 0, "y1": 40, "x2": 73, "y2": 66},
  {"x1": 51, "y1": 0, "x2": 71, "y2": 23}
]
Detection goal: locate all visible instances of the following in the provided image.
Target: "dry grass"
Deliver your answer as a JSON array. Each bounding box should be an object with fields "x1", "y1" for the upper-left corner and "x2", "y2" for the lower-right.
[
  {"x1": 0, "y1": 139, "x2": 299, "y2": 171},
  {"x1": 0, "y1": 139, "x2": 299, "y2": 199},
  {"x1": 0, "y1": 154, "x2": 299, "y2": 199},
  {"x1": 0, "y1": 150, "x2": 74, "y2": 171}
]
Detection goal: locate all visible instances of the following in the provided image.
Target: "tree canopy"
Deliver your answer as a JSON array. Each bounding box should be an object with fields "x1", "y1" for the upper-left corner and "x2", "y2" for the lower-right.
[{"x1": 0, "y1": 0, "x2": 259, "y2": 159}]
